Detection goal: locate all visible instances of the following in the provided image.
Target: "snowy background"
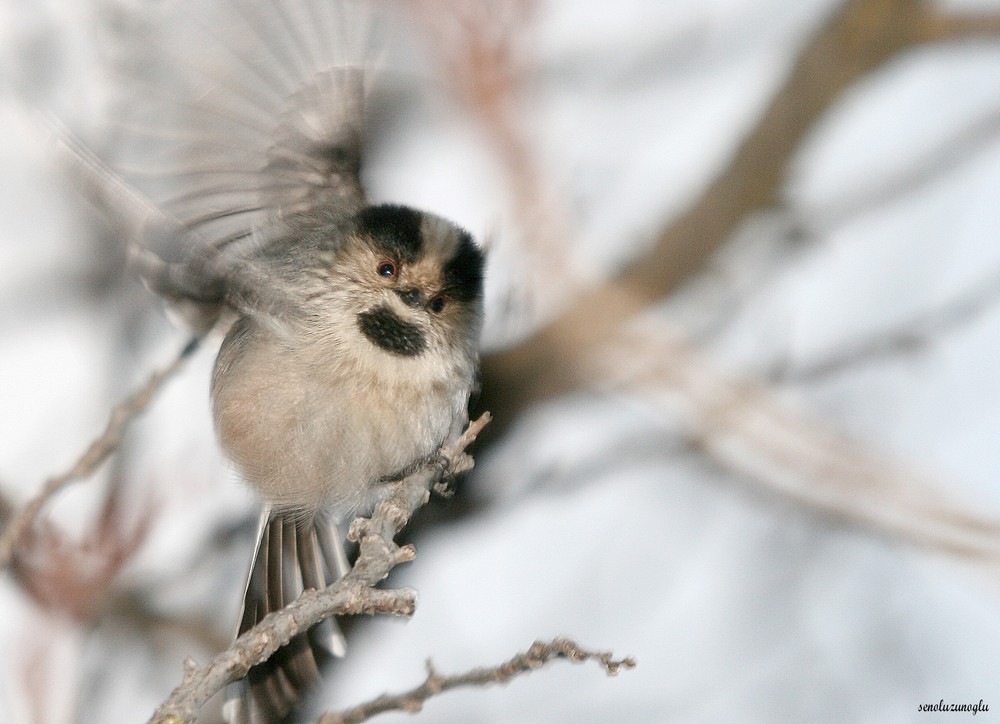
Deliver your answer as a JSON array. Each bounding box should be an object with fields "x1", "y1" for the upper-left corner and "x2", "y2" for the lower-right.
[{"x1": 3, "y1": 0, "x2": 1000, "y2": 722}]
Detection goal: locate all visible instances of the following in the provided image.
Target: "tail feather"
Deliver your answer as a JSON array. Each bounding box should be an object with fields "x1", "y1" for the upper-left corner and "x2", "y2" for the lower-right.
[
  {"x1": 224, "y1": 509, "x2": 347, "y2": 723},
  {"x1": 299, "y1": 522, "x2": 347, "y2": 659}
]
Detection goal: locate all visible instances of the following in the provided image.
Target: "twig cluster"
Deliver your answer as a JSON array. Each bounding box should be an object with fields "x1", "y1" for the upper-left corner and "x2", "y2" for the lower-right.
[{"x1": 0, "y1": 338, "x2": 199, "y2": 572}]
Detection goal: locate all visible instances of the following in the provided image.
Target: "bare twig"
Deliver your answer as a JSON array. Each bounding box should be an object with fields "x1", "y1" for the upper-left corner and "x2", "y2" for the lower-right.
[
  {"x1": 318, "y1": 637, "x2": 637, "y2": 724},
  {"x1": 0, "y1": 338, "x2": 198, "y2": 571},
  {"x1": 776, "y1": 265, "x2": 1000, "y2": 382},
  {"x1": 148, "y1": 413, "x2": 491, "y2": 724}
]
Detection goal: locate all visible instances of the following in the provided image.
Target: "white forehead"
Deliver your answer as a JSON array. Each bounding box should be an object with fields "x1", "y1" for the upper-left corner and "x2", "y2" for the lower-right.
[{"x1": 420, "y1": 213, "x2": 468, "y2": 260}]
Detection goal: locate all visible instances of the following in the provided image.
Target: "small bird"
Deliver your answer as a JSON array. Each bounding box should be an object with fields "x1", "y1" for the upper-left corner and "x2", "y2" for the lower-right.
[
  {"x1": 212, "y1": 199, "x2": 484, "y2": 724},
  {"x1": 92, "y1": 1, "x2": 487, "y2": 720}
]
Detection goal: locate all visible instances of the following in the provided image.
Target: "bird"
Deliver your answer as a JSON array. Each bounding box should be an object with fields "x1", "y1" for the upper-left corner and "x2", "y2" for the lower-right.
[
  {"x1": 211, "y1": 198, "x2": 484, "y2": 724},
  {"x1": 89, "y1": 1, "x2": 487, "y2": 720}
]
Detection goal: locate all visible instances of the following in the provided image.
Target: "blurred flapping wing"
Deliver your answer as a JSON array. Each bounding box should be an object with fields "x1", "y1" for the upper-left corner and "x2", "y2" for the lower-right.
[{"x1": 109, "y1": 0, "x2": 376, "y2": 259}]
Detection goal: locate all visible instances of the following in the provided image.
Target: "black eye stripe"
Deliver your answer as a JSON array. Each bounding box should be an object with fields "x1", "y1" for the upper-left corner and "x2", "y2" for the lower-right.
[{"x1": 442, "y1": 230, "x2": 484, "y2": 302}]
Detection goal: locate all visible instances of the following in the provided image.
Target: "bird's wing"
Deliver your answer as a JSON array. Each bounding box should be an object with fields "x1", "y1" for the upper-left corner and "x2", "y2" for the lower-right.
[
  {"x1": 108, "y1": 0, "x2": 378, "y2": 258},
  {"x1": 43, "y1": 0, "x2": 384, "y2": 332}
]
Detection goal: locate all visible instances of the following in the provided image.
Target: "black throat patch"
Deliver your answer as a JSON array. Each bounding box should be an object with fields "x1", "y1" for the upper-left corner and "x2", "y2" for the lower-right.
[{"x1": 357, "y1": 305, "x2": 426, "y2": 357}]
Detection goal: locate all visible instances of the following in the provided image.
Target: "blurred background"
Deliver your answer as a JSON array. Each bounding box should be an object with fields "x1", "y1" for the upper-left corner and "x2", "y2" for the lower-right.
[{"x1": 3, "y1": 0, "x2": 1000, "y2": 721}]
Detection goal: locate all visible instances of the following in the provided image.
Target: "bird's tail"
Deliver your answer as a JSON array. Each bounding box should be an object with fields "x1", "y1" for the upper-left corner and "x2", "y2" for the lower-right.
[{"x1": 224, "y1": 508, "x2": 350, "y2": 724}]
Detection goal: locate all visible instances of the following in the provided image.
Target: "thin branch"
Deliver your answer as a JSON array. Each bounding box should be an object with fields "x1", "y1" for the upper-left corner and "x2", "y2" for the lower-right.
[
  {"x1": 805, "y1": 104, "x2": 1000, "y2": 234},
  {"x1": 775, "y1": 265, "x2": 1000, "y2": 382},
  {"x1": 148, "y1": 413, "x2": 492, "y2": 724},
  {"x1": 318, "y1": 637, "x2": 637, "y2": 724},
  {"x1": 601, "y1": 328, "x2": 1000, "y2": 563},
  {"x1": 0, "y1": 338, "x2": 199, "y2": 572}
]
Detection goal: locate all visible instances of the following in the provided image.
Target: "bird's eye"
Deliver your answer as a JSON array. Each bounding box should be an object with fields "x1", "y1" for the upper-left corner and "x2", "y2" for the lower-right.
[
  {"x1": 429, "y1": 295, "x2": 447, "y2": 313},
  {"x1": 377, "y1": 261, "x2": 397, "y2": 278}
]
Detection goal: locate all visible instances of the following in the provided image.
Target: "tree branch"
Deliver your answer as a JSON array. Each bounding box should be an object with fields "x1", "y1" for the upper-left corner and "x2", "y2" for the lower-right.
[
  {"x1": 914, "y1": 8, "x2": 1000, "y2": 45},
  {"x1": 0, "y1": 337, "x2": 199, "y2": 571},
  {"x1": 318, "y1": 637, "x2": 637, "y2": 724},
  {"x1": 601, "y1": 328, "x2": 1000, "y2": 563},
  {"x1": 461, "y1": 0, "x2": 1000, "y2": 566},
  {"x1": 148, "y1": 413, "x2": 492, "y2": 724},
  {"x1": 479, "y1": 0, "x2": 1000, "y2": 426}
]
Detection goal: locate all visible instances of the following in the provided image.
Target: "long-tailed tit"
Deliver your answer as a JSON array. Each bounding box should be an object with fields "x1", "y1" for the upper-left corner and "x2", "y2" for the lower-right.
[{"x1": 92, "y1": 1, "x2": 486, "y2": 720}]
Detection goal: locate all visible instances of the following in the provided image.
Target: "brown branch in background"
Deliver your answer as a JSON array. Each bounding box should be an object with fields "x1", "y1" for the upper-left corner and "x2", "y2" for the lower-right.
[
  {"x1": 914, "y1": 8, "x2": 1000, "y2": 44},
  {"x1": 438, "y1": 0, "x2": 1000, "y2": 562},
  {"x1": 19, "y1": 624, "x2": 82, "y2": 724},
  {"x1": 765, "y1": 101, "x2": 1000, "y2": 382},
  {"x1": 476, "y1": 0, "x2": 1000, "y2": 425},
  {"x1": 148, "y1": 414, "x2": 491, "y2": 724},
  {"x1": 12, "y1": 481, "x2": 153, "y2": 622},
  {"x1": 601, "y1": 328, "x2": 1000, "y2": 563},
  {"x1": 405, "y1": 0, "x2": 1000, "y2": 570},
  {"x1": 407, "y1": 0, "x2": 538, "y2": 222},
  {"x1": 0, "y1": 487, "x2": 14, "y2": 529},
  {"x1": 318, "y1": 637, "x2": 636, "y2": 724},
  {"x1": 107, "y1": 589, "x2": 232, "y2": 655},
  {"x1": 408, "y1": 0, "x2": 533, "y2": 129},
  {"x1": 0, "y1": 337, "x2": 198, "y2": 571},
  {"x1": 21, "y1": 634, "x2": 52, "y2": 724},
  {"x1": 408, "y1": 0, "x2": 581, "y2": 328}
]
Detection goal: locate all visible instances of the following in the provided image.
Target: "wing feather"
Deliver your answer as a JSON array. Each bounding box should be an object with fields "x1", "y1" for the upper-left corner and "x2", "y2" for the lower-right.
[{"x1": 110, "y1": 0, "x2": 377, "y2": 256}]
